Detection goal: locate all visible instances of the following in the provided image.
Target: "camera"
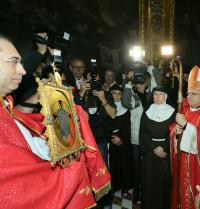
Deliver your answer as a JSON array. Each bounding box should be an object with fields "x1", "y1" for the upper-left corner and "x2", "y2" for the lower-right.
[
  {"x1": 89, "y1": 79, "x2": 102, "y2": 91},
  {"x1": 126, "y1": 61, "x2": 148, "y2": 84},
  {"x1": 32, "y1": 25, "x2": 70, "y2": 49},
  {"x1": 38, "y1": 49, "x2": 63, "y2": 79},
  {"x1": 85, "y1": 59, "x2": 102, "y2": 109},
  {"x1": 133, "y1": 69, "x2": 148, "y2": 84},
  {"x1": 53, "y1": 49, "x2": 62, "y2": 69},
  {"x1": 88, "y1": 59, "x2": 102, "y2": 91}
]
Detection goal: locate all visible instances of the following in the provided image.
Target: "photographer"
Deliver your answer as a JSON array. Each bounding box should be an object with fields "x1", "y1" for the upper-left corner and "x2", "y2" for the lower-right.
[
  {"x1": 121, "y1": 63, "x2": 154, "y2": 204},
  {"x1": 14, "y1": 26, "x2": 70, "y2": 108},
  {"x1": 64, "y1": 58, "x2": 86, "y2": 90},
  {"x1": 74, "y1": 70, "x2": 116, "y2": 209},
  {"x1": 19, "y1": 33, "x2": 48, "y2": 71},
  {"x1": 74, "y1": 70, "x2": 116, "y2": 166},
  {"x1": 14, "y1": 32, "x2": 55, "y2": 106},
  {"x1": 102, "y1": 69, "x2": 117, "y2": 92}
]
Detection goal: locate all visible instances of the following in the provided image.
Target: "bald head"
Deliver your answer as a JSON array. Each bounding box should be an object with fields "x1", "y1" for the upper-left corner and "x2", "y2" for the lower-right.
[
  {"x1": 0, "y1": 33, "x2": 12, "y2": 51},
  {"x1": 69, "y1": 58, "x2": 85, "y2": 80},
  {"x1": 0, "y1": 35, "x2": 26, "y2": 96}
]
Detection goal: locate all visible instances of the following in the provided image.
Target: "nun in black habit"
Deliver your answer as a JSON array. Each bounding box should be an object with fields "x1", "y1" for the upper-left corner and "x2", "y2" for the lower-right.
[
  {"x1": 109, "y1": 84, "x2": 132, "y2": 197},
  {"x1": 140, "y1": 86, "x2": 175, "y2": 209}
]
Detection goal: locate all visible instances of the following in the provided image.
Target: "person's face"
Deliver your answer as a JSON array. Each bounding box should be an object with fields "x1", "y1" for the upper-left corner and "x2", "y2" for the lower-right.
[
  {"x1": 187, "y1": 89, "x2": 200, "y2": 108},
  {"x1": 153, "y1": 91, "x2": 166, "y2": 105},
  {"x1": 0, "y1": 39, "x2": 26, "y2": 96},
  {"x1": 34, "y1": 62, "x2": 46, "y2": 77},
  {"x1": 70, "y1": 60, "x2": 85, "y2": 80},
  {"x1": 105, "y1": 70, "x2": 114, "y2": 84},
  {"x1": 111, "y1": 90, "x2": 122, "y2": 102},
  {"x1": 135, "y1": 83, "x2": 146, "y2": 93}
]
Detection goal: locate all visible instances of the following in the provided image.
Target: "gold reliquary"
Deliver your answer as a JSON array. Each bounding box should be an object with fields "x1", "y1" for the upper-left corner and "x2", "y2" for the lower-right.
[{"x1": 36, "y1": 77, "x2": 86, "y2": 166}]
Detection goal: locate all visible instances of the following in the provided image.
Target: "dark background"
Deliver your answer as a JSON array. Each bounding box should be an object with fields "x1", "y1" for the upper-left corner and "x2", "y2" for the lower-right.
[{"x1": 1, "y1": 0, "x2": 200, "y2": 70}]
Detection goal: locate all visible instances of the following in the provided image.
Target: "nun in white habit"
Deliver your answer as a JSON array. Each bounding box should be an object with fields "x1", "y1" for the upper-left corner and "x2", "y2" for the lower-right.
[{"x1": 140, "y1": 86, "x2": 175, "y2": 209}]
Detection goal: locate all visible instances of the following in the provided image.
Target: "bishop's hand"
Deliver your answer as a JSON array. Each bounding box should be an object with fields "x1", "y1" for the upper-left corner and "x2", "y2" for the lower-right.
[
  {"x1": 195, "y1": 185, "x2": 200, "y2": 209},
  {"x1": 176, "y1": 113, "x2": 187, "y2": 128}
]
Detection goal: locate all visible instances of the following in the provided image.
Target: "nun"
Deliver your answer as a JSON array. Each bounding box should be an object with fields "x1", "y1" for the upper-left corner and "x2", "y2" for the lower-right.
[
  {"x1": 109, "y1": 84, "x2": 132, "y2": 197},
  {"x1": 140, "y1": 86, "x2": 175, "y2": 209}
]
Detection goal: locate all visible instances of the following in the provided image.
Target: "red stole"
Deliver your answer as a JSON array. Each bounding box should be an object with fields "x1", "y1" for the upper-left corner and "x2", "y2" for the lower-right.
[
  {"x1": 170, "y1": 100, "x2": 200, "y2": 209},
  {"x1": 0, "y1": 98, "x2": 110, "y2": 209},
  {"x1": 6, "y1": 96, "x2": 46, "y2": 138}
]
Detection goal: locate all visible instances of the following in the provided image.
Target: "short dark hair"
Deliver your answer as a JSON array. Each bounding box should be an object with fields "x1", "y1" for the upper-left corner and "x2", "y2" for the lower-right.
[
  {"x1": 104, "y1": 69, "x2": 115, "y2": 81},
  {"x1": 105, "y1": 69, "x2": 115, "y2": 74},
  {"x1": 69, "y1": 58, "x2": 85, "y2": 66}
]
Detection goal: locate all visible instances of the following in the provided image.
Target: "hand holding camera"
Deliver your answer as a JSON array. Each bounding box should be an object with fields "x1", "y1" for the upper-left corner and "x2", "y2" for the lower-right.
[
  {"x1": 92, "y1": 90, "x2": 106, "y2": 104},
  {"x1": 33, "y1": 25, "x2": 70, "y2": 50},
  {"x1": 79, "y1": 80, "x2": 91, "y2": 97},
  {"x1": 127, "y1": 70, "x2": 134, "y2": 81},
  {"x1": 125, "y1": 62, "x2": 149, "y2": 85},
  {"x1": 36, "y1": 32, "x2": 48, "y2": 55}
]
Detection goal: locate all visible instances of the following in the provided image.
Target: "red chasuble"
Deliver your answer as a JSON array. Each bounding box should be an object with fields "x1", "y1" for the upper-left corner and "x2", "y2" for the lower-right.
[
  {"x1": 170, "y1": 99, "x2": 200, "y2": 209},
  {"x1": 0, "y1": 98, "x2": 110, "y2": 209}
]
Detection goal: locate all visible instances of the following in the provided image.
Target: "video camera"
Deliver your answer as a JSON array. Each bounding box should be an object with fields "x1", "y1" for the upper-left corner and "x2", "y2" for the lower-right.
[
  {"x1": 133, "y1": 69, "x2": 148, "y2": 84},
  {"x1": 32, "y1": 25, "x2": 70, "y2": 49},
  {"x1": 126, "y1": 61, "x2": 148, "y2": 84}
]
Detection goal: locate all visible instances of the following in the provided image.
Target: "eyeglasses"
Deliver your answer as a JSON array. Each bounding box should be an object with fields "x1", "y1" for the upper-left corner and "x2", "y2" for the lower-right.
[
  {"x1": 0, "y1": 57, "x2": 24, "y2": 67},
  {"x1": 186, "y1": 92, "x2": 200, "y2": 97},
  {"x1": 153, "y1": 92, "x2": 165, "y2": 96},
  {"x1": 111, "y1": 92, "x2": 122, "y2": 95},
  {"x1": 71, "y1": 66, "x2": 84, "y2": 70}
]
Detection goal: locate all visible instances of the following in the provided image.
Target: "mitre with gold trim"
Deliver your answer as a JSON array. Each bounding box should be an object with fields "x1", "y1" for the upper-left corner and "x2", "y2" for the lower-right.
[{"x1": 188, "y1": 65, "x2": 200, "y2": 91}]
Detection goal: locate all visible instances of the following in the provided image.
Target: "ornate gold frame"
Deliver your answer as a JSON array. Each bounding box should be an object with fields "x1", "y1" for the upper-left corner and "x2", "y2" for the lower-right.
[{"x1": 37, "y1": 78, "x2": 86, "y2": 166}]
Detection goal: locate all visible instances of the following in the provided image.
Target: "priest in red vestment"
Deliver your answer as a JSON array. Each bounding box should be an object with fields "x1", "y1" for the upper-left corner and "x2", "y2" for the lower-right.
[
  {"x1": 170, "y1": 65, "x2": 200, "y2": 209},
  {"x1": 0, "y1": 34, "x2": 110, "y2": 209}
]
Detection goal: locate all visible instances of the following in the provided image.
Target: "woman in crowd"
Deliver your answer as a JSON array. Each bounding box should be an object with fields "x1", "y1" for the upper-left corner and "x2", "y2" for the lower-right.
[
  {"x1": 109, "y1": 84, "x2": 132, "y2": 197},
  {"x1": 140, "y1": 86, "x2": 175, "y2": 209}
]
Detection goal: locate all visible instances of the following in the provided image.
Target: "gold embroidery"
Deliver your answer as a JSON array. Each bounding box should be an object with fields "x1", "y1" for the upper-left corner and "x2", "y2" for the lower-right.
[
  {"x1": 92, "y1": 181, "x2": 111, "y2": 201},
  {"x1": 84, "y1": 144, "x2": 97, "y2": 151},
  {"x1": 85, "y1": 203, "x2": 96, "y2": 209},
  {"x1": 187, "y1": 155, "x2": 195, "y2": 201},
  {"x1": 182, "y1": 154, "x2": 192, "y2": 209},
  {"x1": 79, "y1": 185, "x2": 92, "y2": 196},
  {"x1": 0, "y1": 96, "x2": 6, "y2": 110},
  {"x1": 95, "y1": 167, "x2": 107, "y2": 177}
]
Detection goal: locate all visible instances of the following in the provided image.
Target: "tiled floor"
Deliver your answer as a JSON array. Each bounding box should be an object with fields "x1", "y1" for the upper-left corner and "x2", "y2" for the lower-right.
[{"x1": 112, "y1": 189, "x2": 141, "y2": 209}]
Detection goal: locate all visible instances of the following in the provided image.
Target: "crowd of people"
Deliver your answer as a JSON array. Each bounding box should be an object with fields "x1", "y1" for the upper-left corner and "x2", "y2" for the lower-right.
[{"x1": 0, "y1": 31, "x2": 200, "y2": 209}]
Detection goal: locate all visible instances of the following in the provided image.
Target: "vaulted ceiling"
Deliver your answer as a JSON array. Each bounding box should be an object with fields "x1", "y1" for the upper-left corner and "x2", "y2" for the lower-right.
[{"x1": 1, "y1": 0, "x2": 200, "y2": 65}]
